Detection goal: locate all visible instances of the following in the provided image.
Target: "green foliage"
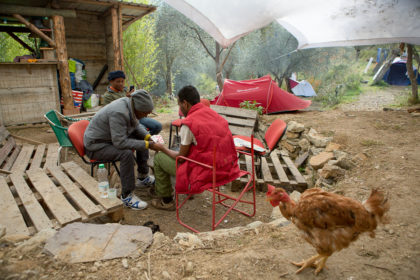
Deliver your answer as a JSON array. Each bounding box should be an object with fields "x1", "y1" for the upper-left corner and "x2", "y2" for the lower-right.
[
  {"x1": 196, "y1": 73, "x2": 216, "y2": 96},
  {"x1": 0, "y1": 33, "x2": 37, "y2": 62},
  {"x1": 239, "y1": 100, "x2": 264, "y2": 115},
  {"x1": 123, "y1": 0, "x2": 158, "y2": 91}
]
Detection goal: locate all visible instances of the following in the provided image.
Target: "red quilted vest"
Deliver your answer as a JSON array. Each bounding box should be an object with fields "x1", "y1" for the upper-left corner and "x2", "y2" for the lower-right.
[{"x1": 175, "y1": 103, "x2": 240, "y2": 194}]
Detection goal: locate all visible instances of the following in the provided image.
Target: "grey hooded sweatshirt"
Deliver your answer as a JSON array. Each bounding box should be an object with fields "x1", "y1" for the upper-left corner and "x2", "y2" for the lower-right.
[{"x1": 84, "y1": 97, "x2": 149, "y2": 152}]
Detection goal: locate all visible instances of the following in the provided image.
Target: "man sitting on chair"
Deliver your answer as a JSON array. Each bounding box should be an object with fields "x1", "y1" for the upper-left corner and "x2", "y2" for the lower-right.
[
  {"x1": 149, "y1": 85, "x2": 240, "y2": 210},
  {"x1": 84, "y1": 90, "x2": 157, "y2": 210}
]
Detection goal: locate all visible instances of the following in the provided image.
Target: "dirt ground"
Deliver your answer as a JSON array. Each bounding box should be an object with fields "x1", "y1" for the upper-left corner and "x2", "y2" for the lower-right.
[{"x1": 1, "y1": 86, "x2": 420, "y2": 279}]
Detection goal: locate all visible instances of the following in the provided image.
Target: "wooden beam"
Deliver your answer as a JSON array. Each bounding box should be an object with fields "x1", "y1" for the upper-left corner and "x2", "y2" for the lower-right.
[
  {"x1": 111, "y1": 7, "x2": 122, "y2": 71},
  {"x1": 0, "y1": 4, "x2": 76, "y2": 18},
  {"x1": 6, "y1": 32, "x2": 35, "y2": 53},
  {"x1": 118, "y1": 4, "x2": 124, "y2": 72},
  {"x1": 122, "y1": 16, "x2": 144, "y2": 31},
  {"x1": 52, "y1": 15, "x2": 74, "y2": 110},
  {"x1": 0, "y1": 26, "x2": 31, "y2": 33},
  {"x1": 12, "y1": 14, "x2": 56, "y2": 48}
]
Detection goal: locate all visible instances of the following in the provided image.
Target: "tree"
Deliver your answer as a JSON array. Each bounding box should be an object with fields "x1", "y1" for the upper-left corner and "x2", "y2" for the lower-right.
[
  {"x1": 0, "y1": 32, "x2": 37, "y2": 62},
  {"x1": 123, "y1": 0, "x2": 159, "y2": 91},
  {"x1": 406, "y1": 44, "x2": 419, "y2": 103}
]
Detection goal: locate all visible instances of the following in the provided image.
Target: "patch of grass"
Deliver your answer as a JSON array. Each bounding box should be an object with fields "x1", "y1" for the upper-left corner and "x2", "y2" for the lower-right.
[
  {"x1": 360, "y1": 139, "x2": 383, "y2": 146},
  {"x1": 372, "y1": 121, "x2": 389, "y2": 130},
  {"x1": 156, "y1": 107, "x2": 173, "y2": 114},
  {"x1": 341, "y1": 88, "x2": 362, "y2": 103}
]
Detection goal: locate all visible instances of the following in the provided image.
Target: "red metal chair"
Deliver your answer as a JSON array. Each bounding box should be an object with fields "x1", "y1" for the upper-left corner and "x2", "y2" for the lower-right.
[
  {"x1": 168, "y1": 98, "x2": 211, "y2": 149},
  {"x1": 67, "y1": 120, "x2": 120, "y2": 177},
  {"x1": 175, "y1": 135, "x2": 256, "y2": 233},
  {"x1": 233, "y1": 119, "x2": 287, "y2": 176}
]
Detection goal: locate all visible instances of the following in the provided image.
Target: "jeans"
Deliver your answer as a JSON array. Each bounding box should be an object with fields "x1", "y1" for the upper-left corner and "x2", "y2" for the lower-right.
[
  {"x1": 86, "y1": 145, "x2": 149, "y2": 197},
  {"x1": 139, "y1": 118, "x2": 162, "y2": 135},
  {"x1": 153, "y1": 152, "x2": 176, "y2": 198}
]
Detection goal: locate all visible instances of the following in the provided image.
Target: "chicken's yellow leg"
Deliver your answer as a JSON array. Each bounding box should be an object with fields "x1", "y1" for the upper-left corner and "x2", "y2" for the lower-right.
[
  {"x1": 314, "y1": 255, "x2": 328, "y2": 275},
  {"x1": 292, "y1": 254, "x2": 322, "y2": 274}
]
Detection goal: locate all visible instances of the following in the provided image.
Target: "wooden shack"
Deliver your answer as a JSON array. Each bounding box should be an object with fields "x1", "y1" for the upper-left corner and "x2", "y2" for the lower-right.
[{"x1": 0, "y1": 0, "x2": 156, "y2": 126}]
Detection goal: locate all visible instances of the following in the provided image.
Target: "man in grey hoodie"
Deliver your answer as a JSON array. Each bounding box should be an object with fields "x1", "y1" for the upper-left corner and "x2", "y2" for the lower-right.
[{"x1": 84, "y1": 90, "x2": 156, "y2": 210}]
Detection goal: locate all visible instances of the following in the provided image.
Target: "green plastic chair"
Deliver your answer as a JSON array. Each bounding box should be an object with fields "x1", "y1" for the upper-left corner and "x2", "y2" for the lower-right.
[{"x1": 44, "y1": 110, "x2": 74, "y2": 165}]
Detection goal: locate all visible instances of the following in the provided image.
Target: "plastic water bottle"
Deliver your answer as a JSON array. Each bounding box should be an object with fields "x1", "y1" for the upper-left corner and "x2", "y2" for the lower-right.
[{"x1": 97, "y1": 164, "x2": 109, "y2": 198}]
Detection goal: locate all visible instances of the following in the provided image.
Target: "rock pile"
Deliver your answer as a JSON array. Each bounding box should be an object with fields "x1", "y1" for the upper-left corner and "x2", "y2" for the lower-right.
[{"x1": 260, "y1": 120, "x2": 358, "y2": 190}]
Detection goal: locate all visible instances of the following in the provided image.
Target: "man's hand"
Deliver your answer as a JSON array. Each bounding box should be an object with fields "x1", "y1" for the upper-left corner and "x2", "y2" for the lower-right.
[{"x1": 149, "y1": 142, "x2": 165, "y2": 152}]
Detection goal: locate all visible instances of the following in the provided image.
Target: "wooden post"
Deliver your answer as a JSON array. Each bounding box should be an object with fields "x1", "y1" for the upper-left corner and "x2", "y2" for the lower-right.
[
  {"x1": 12, "y1": 14, "x2": 56, "y2": 48},
  {"x1": 52, "y1": 15, "x2": 74, "y2": 112},
  {"x1": 118, "y1": 4, "x2": 124, "y2": 72},
  {"x1": 111, "y1": 7, "x2": 122, "y2": 71},
  {"x1": 407, "y1": 44, "x2": 419, "y2": 102}
]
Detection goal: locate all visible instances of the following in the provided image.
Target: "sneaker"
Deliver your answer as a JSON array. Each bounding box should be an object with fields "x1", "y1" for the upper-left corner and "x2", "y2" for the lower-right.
[
  {"x1": 121, "y1": 193, "x2": 148, "y2": 210},
  {"x1": 136, "y1": 175, "x2": 155, "y2": 189},
  {"x1": 151, "y1": 198, "x2": 176, "y2": 211}
]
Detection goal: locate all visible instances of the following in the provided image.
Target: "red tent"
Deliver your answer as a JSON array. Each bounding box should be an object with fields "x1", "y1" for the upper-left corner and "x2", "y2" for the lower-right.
[{"x1": 211, "y1": 75, "x2": 311, "y2": 114}]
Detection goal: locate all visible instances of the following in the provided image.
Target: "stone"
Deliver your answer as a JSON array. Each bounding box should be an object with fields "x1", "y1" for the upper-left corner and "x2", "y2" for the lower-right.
[
  {"x1": 268, "y1": 217, "x2": 290, "y2": 228},
  {"x1": 15, "y1": 228, "x2": 56, "y2": 253},
  {"x1": 303, "y1": 174, "x2": 315, "y2": 188},
  {"x1": 306, "y1": 128, "x2": 332, "y2": 148},
  {"x1": 174, "y1": 233, "x2": 204, "y2": 249},
  {"x1": 298, "y1": 138, "x2": 310, "y2": 151},
  {"x1": 334, "y1": 151, "x2": 356, "y2": 170},
  {"x1": 0, "y1": 225, "x2": 6, "y2": 239},
  {"x1": 281, "y1": 140, "x2": 296, "y2": 153},
  {"x1": 185, "y1": 261, "x2": 194, "y2": 276},
  {"x1": 309, "y1": 152, "x2": 334, "y2": 170},
  {"x1": 315, "y1": 177, "x2": 334, "y2": 189},
  {"x1": 247, "y1": 221, "x2": 263, "y2": 229},
  {"x1": 325, "y1": 142, "x2": 342, "y2": 152},
  {"x1": 289, "y1": 191, "x2": 301, "y2": 202},
  {"x1": 44, "y1": 223, "x2": 153, "y2": 263},
  {"x1": 287, "y1": 121, "x2": 305, "y2": 133},
  {"x1": 151, "y1": 232, "x2": 171, "y2": 249},
  {"x1": 162, "y1": 271, "x2": 171, "y2": 279},
  {"x1": 286, "y1": 131, "x2": 300, "y2": 139},
  {"x1": 354, "y1": 152, "x2": 368, "y2": 161},
  {"x1": 89, "y1": 266, "x2": 98, "y2": 273},
  {"x1": 310, "y1": 147, "x2": 324, "y2": 156},
  {"x1": 122, "y1": 258, "x2": 129, "y2": 269},
  {"x1": 319, "y1": 164, "x2": 345, "y2": 180},
  {"x1": 1, "y1": 234, "x2": 30, "y2": 243},
  {"x1": 270, "y1": 207, "x2": 282, "y2": 220}
]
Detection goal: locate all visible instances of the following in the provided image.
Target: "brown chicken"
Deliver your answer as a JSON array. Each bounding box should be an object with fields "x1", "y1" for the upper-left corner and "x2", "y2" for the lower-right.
[{"x1": 266, "y1": 185, "x2": 390, "y2": 275}]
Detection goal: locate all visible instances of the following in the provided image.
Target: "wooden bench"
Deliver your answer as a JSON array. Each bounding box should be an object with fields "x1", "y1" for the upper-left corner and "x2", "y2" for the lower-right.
[
  {"x1": 234, "y1": 150, "x2": 307, "y2": 193},
  {"x1": 0, "y1": 161, "x2": 122, "y2": 238},
  {"x1": 210, "y1": 105, "x2": 258, "y2": 136}
]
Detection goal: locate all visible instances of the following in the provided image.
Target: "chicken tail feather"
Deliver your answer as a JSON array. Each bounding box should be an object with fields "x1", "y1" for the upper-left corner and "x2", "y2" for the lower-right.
[{"x1": 364, "y1": 189, "x2": 390, "y2": 224}]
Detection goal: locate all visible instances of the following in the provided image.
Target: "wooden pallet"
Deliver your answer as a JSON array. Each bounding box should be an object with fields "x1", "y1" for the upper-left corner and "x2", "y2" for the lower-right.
[
  {"x1": 235, "y1": 150, "x2": 308, "y2": 192},
  {"x1": 211, "y1": 105, "x2": 258, "y2": 136},
  {"x1": 0, "y1": 126, "x2": 59, "y2": 175},
  {"x1": 0, "y1": 161, "x2": 122, "y2": 237}
]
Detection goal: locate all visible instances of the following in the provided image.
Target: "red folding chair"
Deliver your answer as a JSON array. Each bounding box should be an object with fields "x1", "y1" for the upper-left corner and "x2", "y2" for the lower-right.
[
  {"x1": 67, "y1": 120, "x2": 120, "y2": 177},
  {"x1": 168, "y1": 98, "x2": 211, "y2": 149},
  {"x1": 233, "y1": 119, "x2": 287, "y2": 176},
  {"x1": 175, "y1": 135, "x2": 256, "y2": 233}
]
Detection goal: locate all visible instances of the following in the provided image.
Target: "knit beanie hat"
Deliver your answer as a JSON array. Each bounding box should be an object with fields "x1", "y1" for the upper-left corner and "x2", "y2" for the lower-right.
[
  {"x1": 131, "y1": 89, "x2": 154, "y2": 112},
  {"x1": 108, "y1": 70, "x2": 125, "y2": 81}
]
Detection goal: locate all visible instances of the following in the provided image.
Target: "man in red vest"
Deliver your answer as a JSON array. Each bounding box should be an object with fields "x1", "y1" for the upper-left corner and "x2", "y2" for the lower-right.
[{"x1": 149, "y1": 85, "x2": 240, "y2": 210}]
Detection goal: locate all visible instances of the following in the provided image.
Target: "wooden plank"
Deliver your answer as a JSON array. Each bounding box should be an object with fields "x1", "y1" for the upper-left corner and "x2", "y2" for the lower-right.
[
  {"x1": 229, "y1": 125, "x2": 254, "y2": 136},
  {"x1": 270, "y1": 151, "x2": 289, "y2": 185},
  {"x1": 211, "y1": 105, "x2": 258, "y2": 119},
  {"x1": 245, "y1": 154, "x2": 254, "y2": 180},
  {"x1": 61, "y1": 161, "x2": 122, "y2": 211},
  {"x1": 30, "y1": 144, "x2": 46, "y2": 170},
  {"x1": 48, "y1": 166, "x2": 101, "y2": 217},
  {"x1": 261, "y1": 157, "x2": 273, "y2": 183},
  {"x1": 26, "y1": 168, "x2": 81, "y2": 225},
  {"x1": 222, "y1": 116, "x2": 256, "y2": 127},
  {"x1": 0, "y1": 176, "x2": 30, "y2": 236},
  {"x1": 281, "y1": 155, "x2": 307, "y2": 186},
  {"x1": 3, "y1": 145, "x2": 21, "y2": 171},
  {"x1": 0, "y1": 126, "x2": 10, "y2": 142},
  {"x1": 44, "y1": 143, "x2": 59, "y2": 169},
  {"x1": 294, "y1": 151, "x2": 309, "y2": 168},
  {"x1": 10, "y1": 144, "x2": 34, "y2": 173},
  {"x1": 0, "y1": 137, "x2": 15, "y2": 166},
  {"x1": 10, "y1": 173, "x2": 53, "y2": 231}
]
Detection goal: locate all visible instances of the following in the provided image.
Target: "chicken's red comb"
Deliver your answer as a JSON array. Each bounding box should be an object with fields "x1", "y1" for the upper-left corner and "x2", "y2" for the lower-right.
[{"x1": 266, "y1": 184, "x2": 280, "y2": 207}]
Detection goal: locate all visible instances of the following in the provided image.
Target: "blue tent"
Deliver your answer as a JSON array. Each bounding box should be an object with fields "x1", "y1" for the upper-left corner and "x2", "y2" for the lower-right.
[{"x1": 383, "y1": 59, "x2": 420, "y2": 86}]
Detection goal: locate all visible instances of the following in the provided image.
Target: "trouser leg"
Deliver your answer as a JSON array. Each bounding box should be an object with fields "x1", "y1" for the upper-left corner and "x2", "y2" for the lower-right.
[
  {"x1": 153, "y1": 152, "x2": 176, "y2": 198},
  {"x1": 86, "y1": 145, "x2": 135, "y2": 197},
  {"x1": 136, "y1": 149, "x2": 149, "y2": 177},
  {"x1": 139, "y1": 117, "x2": 162, "y2": 135}
]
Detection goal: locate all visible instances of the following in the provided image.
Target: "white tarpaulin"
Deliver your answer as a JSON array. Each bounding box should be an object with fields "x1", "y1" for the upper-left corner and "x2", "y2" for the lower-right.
[{"x1": 164, "y1": 0, "x2": 420, "y2": 49}]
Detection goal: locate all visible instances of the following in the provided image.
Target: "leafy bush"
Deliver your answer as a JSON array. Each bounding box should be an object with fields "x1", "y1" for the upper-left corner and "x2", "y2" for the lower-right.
[
  {"x1": 196, "y1": 73, "x2": 217, "y2": 97},
  {"x1": 239, "y1": 100, "x2": 264, "y2": 115}
]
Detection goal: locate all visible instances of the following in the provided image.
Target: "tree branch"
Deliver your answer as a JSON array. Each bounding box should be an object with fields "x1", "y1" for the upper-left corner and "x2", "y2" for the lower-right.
[
  {"x1": 184, "y1": 23, "x2": 215, "y2": 60},
  {"x1": 219, "y1": 41, "x2": 236, "y2": 72}
]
